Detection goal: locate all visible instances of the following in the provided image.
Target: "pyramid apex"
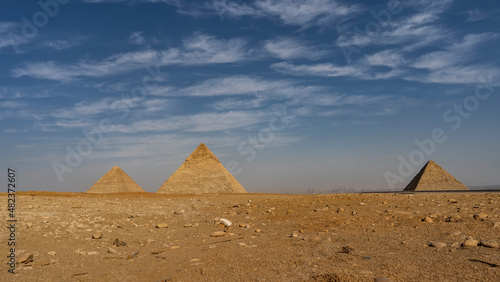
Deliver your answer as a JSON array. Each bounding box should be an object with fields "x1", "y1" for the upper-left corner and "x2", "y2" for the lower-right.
[
  {"x1": 86, "y1": 166, "x2": 145, "y2": 193},
  {"x1": 157, "y1": 142, "x2": 247, "y2": 194},
  {"x1": 404, "y1": 161, "x2": 468, "y2": 191}
]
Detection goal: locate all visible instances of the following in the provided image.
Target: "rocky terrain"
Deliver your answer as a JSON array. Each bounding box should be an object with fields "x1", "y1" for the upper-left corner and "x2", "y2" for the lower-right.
[{"x1": 1, "y1": 191, "x2": 499, "y2": 281}]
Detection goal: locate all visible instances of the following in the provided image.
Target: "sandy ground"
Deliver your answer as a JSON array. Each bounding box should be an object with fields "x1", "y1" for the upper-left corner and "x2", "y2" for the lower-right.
[{"x1": 1, "y1": 191, "x2": 499, "y2": 281}]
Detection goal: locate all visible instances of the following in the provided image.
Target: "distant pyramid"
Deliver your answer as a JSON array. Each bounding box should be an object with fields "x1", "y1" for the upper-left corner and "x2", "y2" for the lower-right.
[
  {"x1": 157, "y1": 143, "x2": 247, "y2": 194},
  {"x1": 86, "y1": 166, "x2": 146, "y2": 193},
  {"x1": 404, "y1": 160, "x2": 468, "y2": 191}
]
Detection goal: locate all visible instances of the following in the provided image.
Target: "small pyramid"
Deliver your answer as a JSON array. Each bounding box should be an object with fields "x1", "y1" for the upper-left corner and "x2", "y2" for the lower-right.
[
  {"x1": 86, "y1": 166, "x2": 146, "y2": 193},
  {"x1": 157, "y1": 143, "x2": 247, "y2": 194},
  {"x1": 404, "y1": 160, "x2": 468, "y2": 191}
]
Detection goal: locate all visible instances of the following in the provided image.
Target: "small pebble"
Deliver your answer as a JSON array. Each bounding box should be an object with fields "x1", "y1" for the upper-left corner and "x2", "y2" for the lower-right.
[
  {"x1": 211, "y1": 231, "x2": 226, "y2": 237},
  {"x1": 429, "y1": 241, "x2": 446, "y2": 248},
  {"x1": 156, "y1": 223, "x2": 168, "y2": 229},
  {"x1": 92, "y1": 232, "x2": 102, "y2": 239},
  {"x1": 480, "y1": 239, "x2": 499, "y2": 248}
]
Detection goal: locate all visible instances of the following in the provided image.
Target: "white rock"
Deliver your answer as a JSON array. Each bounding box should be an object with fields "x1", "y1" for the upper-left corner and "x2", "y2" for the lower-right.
[{"x1": 219, "y1": 218, "x2": 232, "y2": 227}]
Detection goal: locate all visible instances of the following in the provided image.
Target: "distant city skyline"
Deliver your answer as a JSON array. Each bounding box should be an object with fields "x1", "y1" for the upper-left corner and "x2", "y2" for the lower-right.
[{"x1": 1, "y1": 0, "x2": 499, "y2": 193}]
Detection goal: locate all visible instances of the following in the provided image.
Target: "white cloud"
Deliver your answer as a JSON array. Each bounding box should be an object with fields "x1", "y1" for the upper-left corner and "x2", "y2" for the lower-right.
[
  {"x1": 364, "y1": 50, "x2": 405, "y2": 67},
  {"x1": 12, "y1": 33, "x2": 251, "y2": 81},
  {"x1": 210, "y1": 0, "x2": 362, "y2": 28},
  {"x1": 181, "y1": 76, "x2": 288, "y2": 96},
  {"x1": 128, "y1": 31, "x2": 146, "y2": 45},
  {"x1": 264, "y1": 37, "x2": 328, "y2": 60},
  {"x1": 412, "y1": 33, "x2": 497, "y2": 70},
  {"x1": 409, "y1": 33, "x2": 500, "y2": 84},
  {"x1": 40, "y1": 38, "x2": 86, "y2": 50},
  {"x1": 465, "y1": 9, "x2": 488, "y2": 22},
  {"x1": 112, "y1": 110, "x2": 268, "y2": 133},
  {"x1": 271, "y1": 62, "x2": 359, "y2": 77},
  {"x1": 336, "y1": 0, "x2": 452, "y2": 51}
]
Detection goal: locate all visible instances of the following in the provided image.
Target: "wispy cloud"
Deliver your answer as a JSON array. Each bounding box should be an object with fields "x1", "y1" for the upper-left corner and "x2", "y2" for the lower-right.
[
  {"x1": 264, "y1": 37, "x2": 328, "y2": 60},
  {"x1": 40, "y1": 37, "x2": 86, "y2": 50},
  {"x1": 128, "y1": 31, "x2": 146, "y2": 45},
  {"x1": 409, "y1": 33, "x2": 500, "y2": 83},
  {"x1": 12, "y1": 33, "x2": 252, "y2": 81},
  {"x1": 336, "y1": 0, "x2": 452, "y2": 51},
  {"x1": 271, "y1": 62, "x2": 360, "y2": 77},
  {"x1": 210, "y1": 0, "x2": 362, "y2": 28},
  {"x1": 466, "y1": 9, "x2": 489, "y2": 22}
]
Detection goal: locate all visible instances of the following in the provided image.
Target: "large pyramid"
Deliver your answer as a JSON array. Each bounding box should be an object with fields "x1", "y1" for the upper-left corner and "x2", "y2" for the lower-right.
[
  {"x1": 86, "y1": 166, "x2": 146, "y2": 193},
  {"x1": 404, "y1": 160, "x2": 468, "y2": 191},
  {"x1": 157, "y1": 143, "x2": 247, "y2": 194}
]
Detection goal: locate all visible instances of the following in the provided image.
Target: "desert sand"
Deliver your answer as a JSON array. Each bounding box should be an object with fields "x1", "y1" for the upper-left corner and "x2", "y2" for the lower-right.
[{"x1": 2, "y1": 191, "x2": 499, "y2": 281}]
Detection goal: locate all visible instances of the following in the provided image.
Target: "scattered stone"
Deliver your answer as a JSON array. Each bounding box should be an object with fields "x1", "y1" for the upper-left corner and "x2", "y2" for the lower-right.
[
  {"x1": 170, "y1": 246, "x2": 180, "y2": 250},
  {"x1": 245, "y1": 224, "x2": 251, "y2": 229},
  {"x1": 445, "y1": 216, "x2": 461, "y2": 222},
  {"x1": 87, "y1": 251, "x2": 98, "y2": 255},
  {"x1": 211, "y1": 231, "x2": 226, "y2": 237},
  {"x1": 92, "y1": 232, "x2": 102, "y2": 239},
  {"x1": 473, "y1": 213, "x2": 488, "y2": 220},
  {"x1": 429, "y1": 241, "x2": 446, "y2": 248},
  {"x1": 493, "y1": 222, "x2": 500, "y2": 228},
  {"x1": 18, "y1": 253, "x2": 33, "y2": 264},
  {"x1": 108, "y1": 247, "x2": 118, "y2": 254},
  {"x1": 246, "y1": 209, "x2": 252, "y2": 214},
  {"x1": 255, "y1": 229, "x2": 262, "y2": 233},
  {"x1": 238, "y1": 222, "x2": 246, "y2": 227},
  {"x1": 341, "y1": 246, "x2": 355, "y2": 254},
  {"x1": 47, "y1": 251, "x2": 57, "y2": 256},
  {"x1": 285, "y1": 210, "x2": 294, "y2": 214},
  {"x1": 480, "y1": 239, "x2": 499, "y2": 248},
  {"x1": 113, "y1": 238, "x2": 126, "y2": 247},
  {"x1": 450, "y1": 243, "x2": 460, "y2": 248},
  {"x1": 184, "y1": 224, "x2": 193, "y2": 228},
  {"x1": 290, "y1": 231, "x2": 299, "y2": 238},
  {"x1": 174, "y1": 210, "x2": 185, "y2": 215},
  {"x1": 156, "y1": 223, "x2": 169, "y2": 229},
  {"x1": 375, "y1": 277, "x2": 393, "y2": 282},
  {"x1": 238, "y1": 243, "x2": 247, "y2": 247},
  {"x1": 219, "y1": 218, "x2": 232, "y2": 227},
  {"x1": 423, "y1": 216, "x2": 433, "y2": 223},
  {"x1": 337, "y1": 208, "x2": 344, "y2": 213},
  {"x1": 462, "y1": 239, "x2": 479, "y2": 248},
  {"x1": 448, "y1": 199, "x2": 458, "y2": 203}
]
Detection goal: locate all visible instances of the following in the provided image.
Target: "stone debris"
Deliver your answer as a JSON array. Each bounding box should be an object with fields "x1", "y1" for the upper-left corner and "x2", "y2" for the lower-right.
[
  {"x1": 219, "y1": 218, "x2": 232, "y2": 228},
  {"x1": 211, "y1": 231, "x2": 226, "y2": 237},
  {"x1": 108, "y1": 247, "x2": 119, "y2": 254},
  {"x1": 18, "y1": 253, "x2": 34, "y2": 264},
  {"x1": 375, "y1": 277, "x2": 393, "y2": 282},
  {"x1": 92, "y1": 232, "x2": 102, "y2": 239},
  {"x1": 47, "y1": 251, "x2": 57, "y2": 256},
  {"x1": 429, "y1": 241, "x2": 446, "y2": 248},
  {"x1": 174, "y1": 210, "x2": 185, "y2": 215},
  {"x1": 473, "y1": 213, "x2": 488, "y2": 220},
  {"x1": 156, "y1": 223, "x2": 169, "y2": 229},
  {"x1": 480, "y1": 239, "x2": 499, "y2": 248},
  {"x1": 462, "y1": 238, "x2": 479, "y2": 248},
  {"x1": 423, "y1": 216, "x2": 434, "y2": 223},
  {"x1": 290, "y1": 231, "x2": 299, "y2": 238},
  {"x1": 113, "y1": 238, "x2": 126, "y2": 247}
]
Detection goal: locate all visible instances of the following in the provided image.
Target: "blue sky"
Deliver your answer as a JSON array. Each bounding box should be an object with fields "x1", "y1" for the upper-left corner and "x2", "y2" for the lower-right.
[{"x1": 1, "y1": 0, "x2": 499, "y2": 193}]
